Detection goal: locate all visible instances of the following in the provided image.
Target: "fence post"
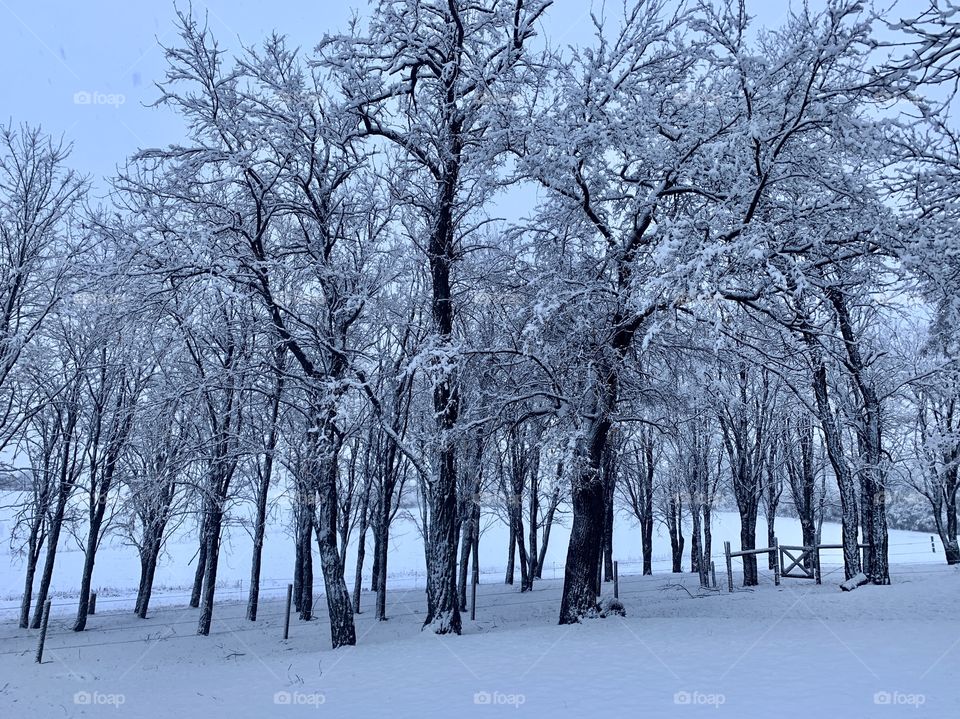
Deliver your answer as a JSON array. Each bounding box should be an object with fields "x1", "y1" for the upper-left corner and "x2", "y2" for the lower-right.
[
  {"x1": 470, "y1": 573, "x2": 477, "y2": 621},
  {"x1": 613, "y1": 561, "x2": 619, "y2": 600},
  {"x1": 710, "y1": 561, "x2": 717, "y2": 589},
  {"x1": 283, "y1": 584, "x2": 292, "y2": 640},
  {"x1": 814, "y1": 545, "x2": 822, "y2": 585},
  {"x1": 932, "y1": 535, "x2": 937, "y2": 553},
  {"x1": 35, "y1": 599, "x2": 52, "y2": 664},
  {"x1": 89, "y1": 591, "x2": 97, "y2": 616},
  {"x1": 773, "y1": 537, "x2": 780, "y2": 586},
  {"x1": 724, "y1": 541, "x2": 733, "y2": 593}
]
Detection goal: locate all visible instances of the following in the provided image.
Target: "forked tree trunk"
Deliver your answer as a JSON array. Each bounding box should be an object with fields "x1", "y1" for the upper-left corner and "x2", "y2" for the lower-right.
[
  {"x1": 135, "y1": 537, "x2": 162, "y2": 618},
  {"x1": 197, "y1": 506, "x2": 224, "y2": 635},
  {"x1": 829, "y1": 289, "x2": 889, "y2": 585},
  {"x1": 805, "y1": 334, "x2": 861, "y2": 579},
  {"x1": 313, "y1": 447, "x2": 356, "y2": 648},
  {"x1": 190, "y1": 511, "x2": 208, "y2": 609},
  {"x1": 19, "y1": 526, "x2": 43, "y2": 629},
  {"x1": 536, "y1": 483, "x2": 561, "y2": 579},
  {"x1": 31, "y1": 493, "x2": 70, "y2": 629}
]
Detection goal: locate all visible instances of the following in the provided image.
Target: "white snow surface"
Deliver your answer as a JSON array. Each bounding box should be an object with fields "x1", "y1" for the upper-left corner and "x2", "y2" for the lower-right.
[{"x1": 1, "y1": 497, "x2": 957, "y2": 717}]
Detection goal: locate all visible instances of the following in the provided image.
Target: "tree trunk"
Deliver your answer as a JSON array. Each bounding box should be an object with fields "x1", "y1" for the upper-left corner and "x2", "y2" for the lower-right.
[
  {"x1": 458, "y1": 509, "x2": 472, "y2": 611},
  {"x1": 740, "y1": 507, "x2": 758, "y2": 587},
  {"x1": 505, "y1": 525, "x2": 516, "y2": 585},
  {"x1": 690, "y1": 504, "x2": 702, "y2": 575},
  {"x1": 558, "y1": 463, "x2": 605, "y2": 622},
  {"x1": 313, "y1": 446, "x2": 356, "y2": 648},
  {"x1": 374, "y1": 512, "x2": 390, "y2": 621},
  {"x1": 370, "y1": 525, "x2": 381, "y2": 593},
  {"x1": 246, "y1": 481, "x2": 269, "y2": 621},
  {"x1": 536, "y1": 485, "x2": 560, "y2": 579},
  {"x1": 190, "y1": 513, "x2": 207, "y2": 609},
  {"x1": 559, "y1": 411, "x2": 611, "y2": 624},
  {"x1": 702, "y1": 504, "x2": 713, "y2": 578},
  {"x1": 18, "y1": 529, "x2": 42, "y2": 629},
  {"x1": 602, "y1": 448, "x2": 615, "y2": 582},
  {"x1": 73, "y1": 514, "x2": 104, "y2": 632},
  {"x1": 31, "y1": 495, "x2": 68, "y2": 629},
  {"x1": 944, "y1": 472, "x2": 960, "y2": 564},
  {"x1": 667, "y1": 495, "x2": 684, "y2": 574},
  {"x1": 246, "y1": 376, "x2": 281, "y2": 622},
  {"x1": 296, "y1": 504, "x2": 314, "y2": 620},
  {"x1": 197, "y1": 507, "x2": 224, "y2": 635},
  {"x1": 421, "y1": 444, "x2": 461, "y2": 634},
  {"x1": 135, "y1": 538, "x2": 161, "y2": 618},
  {"x1": 528, "y1": 471, "x2": 539, "y2": 587},
  {"x1": 353, "y1": 480, "x2": 372, "y2": 615}
]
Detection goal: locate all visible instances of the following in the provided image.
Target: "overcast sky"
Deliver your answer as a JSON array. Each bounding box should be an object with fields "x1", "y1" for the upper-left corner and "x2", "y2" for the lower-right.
[{"x1": 0, "y1": 0, "x2": 926, "y2": 195}]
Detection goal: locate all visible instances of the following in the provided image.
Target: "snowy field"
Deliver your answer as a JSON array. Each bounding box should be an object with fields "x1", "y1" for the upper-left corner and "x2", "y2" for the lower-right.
[
  {"x1": 1, "y1": 497, "x2": 957, "y2": 718},
  {"x1": 0, "y1": 493, "x2": 944, "y2": 615}
]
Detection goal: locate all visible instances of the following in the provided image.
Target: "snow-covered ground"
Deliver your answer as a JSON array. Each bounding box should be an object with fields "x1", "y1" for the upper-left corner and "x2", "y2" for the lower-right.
[
  {"x1": 0, "y1": 563, "x2": 957, "y2": 718},
  {"x1": 1, "y1": 496, "x2": 955, "y2": 717}
]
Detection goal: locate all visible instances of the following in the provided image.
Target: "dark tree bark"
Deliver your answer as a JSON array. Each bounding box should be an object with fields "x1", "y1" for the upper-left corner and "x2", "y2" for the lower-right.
[
  {"x1": 311, "y1": 415, "x2": 356, "y2": 649},
  {"x1": 602, "y1": 444, "x2": 616, "y2": 583},
  {"x1": 504, "y1": 525, "x2": 516, "y2": 585},
  {"x1": 17, "y1": 408, "x2": 61, "y2": 629},
  {"x1": 559, "y1": 422, "x2": 608, "y2": 622},
  {"x1": 667, "y1": 493, "x2": 684, "y2": 574},
  {"x1": 247, "y1": 352, "x2": 284, "y2": 622},
  {"x1": 802, "y1": 330, "x2": 862, "y2": 579},
  {"x1": 135, "y1": 535, "x2": 163, "y2": 619},
  {"x1": 536, "y1": 482, "x2": 562, "y2": 579},
  {"x1": 75, "y1": 371, "x2": 135, "y2": 632},
  {"x1": 352, "y1": 474, "x2": 373, "y2": 615},
  {"x1": 827, "y1": 289, "x2": 889, "y2": 584},
  {"x1": 718, "y1": 364, "x2": 770, "y2": 588},
  {"x1": 294, "y1": 497, "x2": 314, "y2": 620},
  {"x1": 624, "y1": 432, "x2": 656, "y2": 576},
  {"x1": 420, "y1": 144, "x2": 463, "y2": 635},
  {"x1": 190, "y1": 511, "x2": 207, "y2": 609},
  {"x1": 31, "y1": 401, "x2": 80, "y2": 629},
  {"x1": 762, "y1": 436, "x2": 783, "y2": 571}
]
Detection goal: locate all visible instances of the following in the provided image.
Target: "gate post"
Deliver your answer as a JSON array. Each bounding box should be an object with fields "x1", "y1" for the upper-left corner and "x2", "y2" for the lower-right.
[
  {"x1": 724, "y1": 541, "x2": 733, "y2": 593},
  {"x1": 773, "y1": 537, "x2": 780, "y2": 586}
]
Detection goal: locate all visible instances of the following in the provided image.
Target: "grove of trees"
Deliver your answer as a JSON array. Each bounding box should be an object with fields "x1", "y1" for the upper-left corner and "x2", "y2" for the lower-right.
[{"x1": 3, "y1": 0, "x2": 960, "y2": 649}]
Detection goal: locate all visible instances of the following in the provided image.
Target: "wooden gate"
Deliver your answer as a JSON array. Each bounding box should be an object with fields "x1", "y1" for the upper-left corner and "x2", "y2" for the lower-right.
[{"x1": 779, "y1": 545, "x2": 817, "y2": 580}]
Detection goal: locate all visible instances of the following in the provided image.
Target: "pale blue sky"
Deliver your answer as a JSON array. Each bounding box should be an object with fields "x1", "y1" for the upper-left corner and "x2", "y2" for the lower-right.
[{"x1": 0, "y1": 0, "x2": 925, "y2": 194}]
